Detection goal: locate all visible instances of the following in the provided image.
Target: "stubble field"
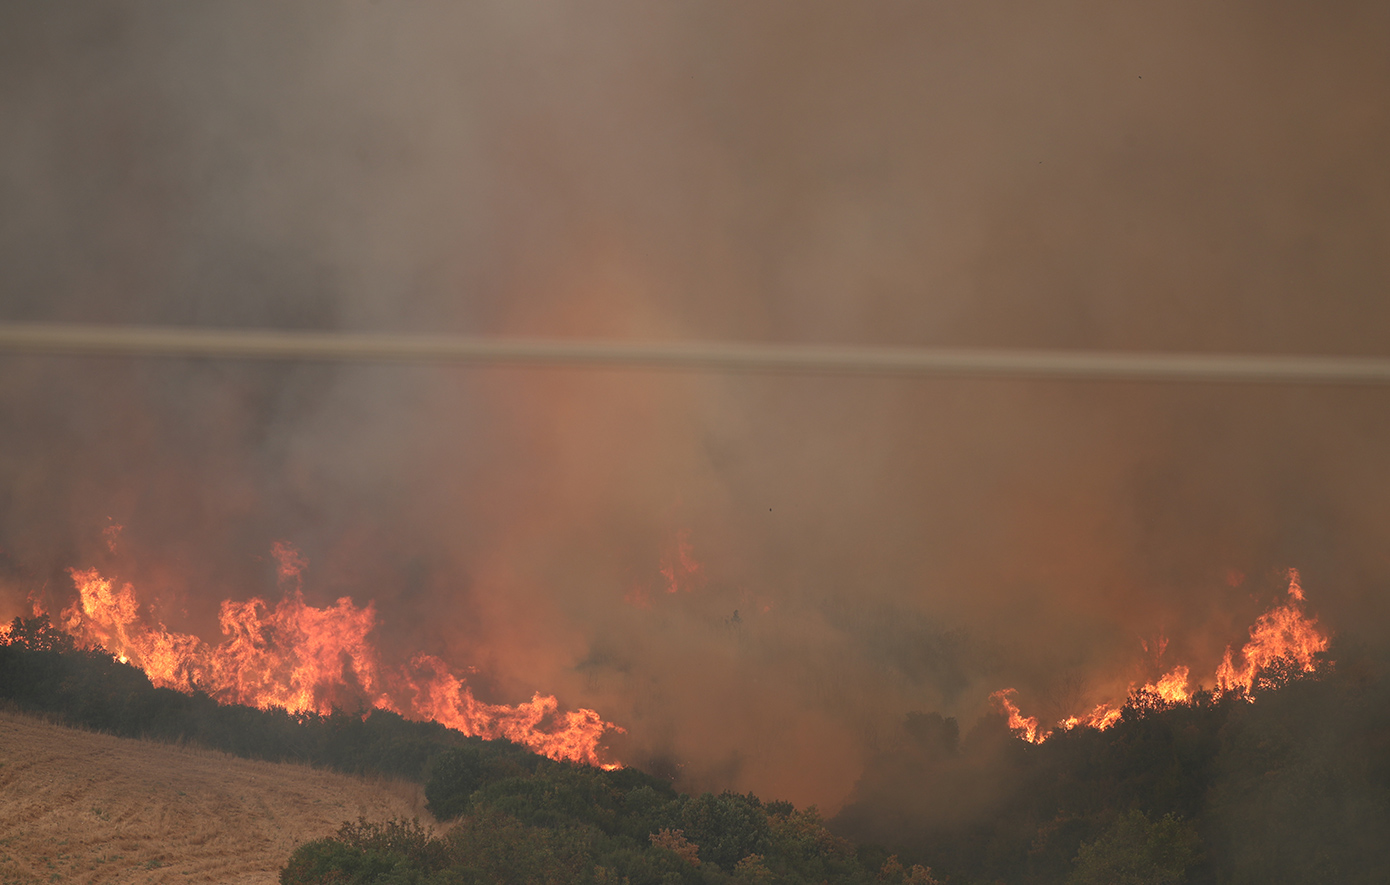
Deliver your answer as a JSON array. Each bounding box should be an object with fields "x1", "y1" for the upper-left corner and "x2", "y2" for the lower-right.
[{"x1": 0, "y1": 710, "x2": 429, "y2": 884}]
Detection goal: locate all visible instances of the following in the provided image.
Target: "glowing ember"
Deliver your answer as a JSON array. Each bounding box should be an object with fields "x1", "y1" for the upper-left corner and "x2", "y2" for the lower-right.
[
  {"x1": 998, "y1": 569, "x2": 1330, "y2": 743},
  {"x1": 54, "y1": 562, "x2": 621, "y2": 768}
]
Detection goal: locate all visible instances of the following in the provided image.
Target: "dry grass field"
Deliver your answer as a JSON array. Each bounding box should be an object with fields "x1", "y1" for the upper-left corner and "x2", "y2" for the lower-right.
[{"x1": 0, "y1": 710, "x2": 431, "y2": 885}]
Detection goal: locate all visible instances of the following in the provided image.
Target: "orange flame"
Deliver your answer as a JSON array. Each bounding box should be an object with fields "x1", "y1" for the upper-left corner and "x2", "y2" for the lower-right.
[
  {"x1": 1215, "y1": 568, "x2": 1328, "y2": 693},
  {"x1": 1141, "y1": 664, "x2": 1192, "y2": 704},
  {"x1": 629, "y1": 529, "x2": 704, "y2": 608},
  {"x1": 1000, "y1": 569, "x2": 1329, "y2": 743},
  {"x1": 55, "y1": 565, "x2": 621, "y2": 768},
  {"x1": 1059, "y1": 664, "x2": 1190, "y2": 731},
  {"x1": 660, "y1": 528, "x2": 702, "y2": 594},
  {"x1": 397, "y1": 654, "x2": 624, "y2": 769},
  {"x1": 1059, "y1": 702, "x2": 1123, "y2": 733},
  {"x1": 991, "y1": 688, "x2": 1046, "y2": 744}
]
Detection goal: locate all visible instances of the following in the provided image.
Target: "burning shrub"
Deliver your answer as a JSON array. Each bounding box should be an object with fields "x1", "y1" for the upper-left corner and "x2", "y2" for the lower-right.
[{"x1": 52, "y1": 564, "x2": 623, "y2": 769}]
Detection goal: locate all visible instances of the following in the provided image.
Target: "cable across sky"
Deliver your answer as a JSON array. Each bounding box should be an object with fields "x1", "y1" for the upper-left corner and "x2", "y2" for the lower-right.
[{"x1": 2, "y1": 322, "x2": 1390, "y2": 385}]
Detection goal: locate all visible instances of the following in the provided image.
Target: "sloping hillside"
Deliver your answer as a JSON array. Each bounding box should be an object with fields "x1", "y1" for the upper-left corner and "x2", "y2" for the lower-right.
[{"x1": 0, "y1": 710, "x2": 428, "y2": 884}]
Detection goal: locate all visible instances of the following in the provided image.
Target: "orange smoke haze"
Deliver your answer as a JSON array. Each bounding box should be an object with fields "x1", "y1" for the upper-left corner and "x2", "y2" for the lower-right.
[
  {"x1": 3, "y1": 2, "x2": 1390, "y2": 813},
  {"x1": 55, "y1": 558, "x2": 621, "y2": 768},
  {"x1": 271, "y1": 540, "x2": 309, "y2": 588}
]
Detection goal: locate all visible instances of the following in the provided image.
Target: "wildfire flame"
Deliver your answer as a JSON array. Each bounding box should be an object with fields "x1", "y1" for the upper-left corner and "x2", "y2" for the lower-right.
[
  {"x1": 627, "y1": 528, "x2": 705, "y2": 609},
  {"x1": 1055, "y1": 666, "x2": 1189, "y2": 736},
  {"x1": 1057, "y1": 703, "x2": 1122, "y2": 733},
  {"x1": 998, "y1": 569, "x2": 1330, "y2": 744},
  {"x1": 990, "y1": 688, "x2": 1046, "y2": 743},
  {"x1": 1215, "y1": 568, "x2": 1329, "y2": 693},
  {"x1": 660, "y1": 528, "x2": 703, "y2": 595},
  {"x1": 54, "y1": 562, "x2": 622, "y2": 768},
  {"x1": 397, "y1": 654, "x2": 622, "y2": 769}
]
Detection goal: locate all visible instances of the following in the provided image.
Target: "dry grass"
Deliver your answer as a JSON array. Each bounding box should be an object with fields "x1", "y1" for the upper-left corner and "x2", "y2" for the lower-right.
[{"x1": 0, "y1": 710, "x2": 431, "y2": 885}]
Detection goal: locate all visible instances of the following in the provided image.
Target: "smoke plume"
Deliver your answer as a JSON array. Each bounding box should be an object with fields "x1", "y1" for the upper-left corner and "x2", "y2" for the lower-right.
[{"x1": 3, "y1": 1, "x2": 1390, "y2": 811}]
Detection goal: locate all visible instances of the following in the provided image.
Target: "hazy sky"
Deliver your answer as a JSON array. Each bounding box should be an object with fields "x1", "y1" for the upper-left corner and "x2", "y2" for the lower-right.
[{"x1": 3, "y1": 1, "x2": 1389, "y2": 809}]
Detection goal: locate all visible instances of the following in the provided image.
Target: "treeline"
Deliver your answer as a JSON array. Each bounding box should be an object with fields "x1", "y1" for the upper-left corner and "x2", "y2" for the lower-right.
[
  {"x1": 0, "y1": 614, "x2": 920, "y2": 883},
  {"x1": 8, "y1": 613, "x2": 1390, "y2": 883},
  {"x1": 834, "y1": 647, "x2": 1390, "y2": 884},
  {"x1": 285, "y1": 762, "x2": 911, "y2": 885},
  {"x1": 0, "y1": 614, "x2": 474, "y2": 779},
  {"x1": 280, "y1": 647, "x2": 1390, "y2": 885}
]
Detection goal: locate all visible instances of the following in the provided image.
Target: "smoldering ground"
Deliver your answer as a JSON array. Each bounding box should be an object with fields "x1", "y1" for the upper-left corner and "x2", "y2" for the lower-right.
[{"x1": 3, "y1": 1, "x2": 1390, "y2": 816}]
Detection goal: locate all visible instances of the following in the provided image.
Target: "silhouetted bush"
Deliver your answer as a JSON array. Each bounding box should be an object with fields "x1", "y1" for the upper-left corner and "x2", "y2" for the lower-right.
[
  {"x1": 10, "y1": 616, "x2": 1389, "y2": 883},
  {"x1": 832, "y1": 642, "x2": 1390, "y2": 884},
  {"x1": 0, "y1": 614, "x2": 482, "y2": 781}
]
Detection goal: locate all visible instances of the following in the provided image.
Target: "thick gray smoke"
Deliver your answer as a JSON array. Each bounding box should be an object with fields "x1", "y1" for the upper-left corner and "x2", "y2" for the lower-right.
[{"x1": 3, "y1": 1, "x2": 1389, "y2": 810}]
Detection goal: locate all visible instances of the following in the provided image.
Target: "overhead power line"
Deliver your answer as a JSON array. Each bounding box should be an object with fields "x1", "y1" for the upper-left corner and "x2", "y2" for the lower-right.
[{"x1": 2, "y1": 322, "x2": 1389, "y2": 385}]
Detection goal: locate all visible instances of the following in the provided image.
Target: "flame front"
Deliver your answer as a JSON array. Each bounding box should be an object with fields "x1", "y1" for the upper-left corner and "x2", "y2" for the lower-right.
[
  {"x1": 1215, "y1": 568, "x2": 1329, "y2": 693},
  {"x1": 1148, "y1": 665, "x2": 1192, "y2": 703},
  {"x1": 57, "y1": 566, "x2": 621, "y2": 768},
  {"x1": 991, "y1": 689, "x2": 1046, "y2": 744},
  {"x1": 998, "y1": 569, "x2": 1330, "y2": 744},
  {"x1": 398, "y1": 654, "x2": 623, "y2": 769}
]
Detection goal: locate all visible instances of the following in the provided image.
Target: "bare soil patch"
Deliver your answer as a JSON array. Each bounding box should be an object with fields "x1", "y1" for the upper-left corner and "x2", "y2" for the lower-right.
[{"x1": 0, "y1": 710, "x2": 429, "y2": 884}]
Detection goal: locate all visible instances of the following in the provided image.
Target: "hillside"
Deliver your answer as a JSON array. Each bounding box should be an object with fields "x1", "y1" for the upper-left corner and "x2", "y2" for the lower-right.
[
  {"x1": 5, "y1": 616, "x2": 1389, "y2": 883},
  {"x1": 0, "y1": 711, "x2": 427, "y2": 885}
]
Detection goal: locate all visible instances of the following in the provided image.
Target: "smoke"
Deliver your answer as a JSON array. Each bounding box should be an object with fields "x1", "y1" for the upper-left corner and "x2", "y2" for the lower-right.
[{"x1": 3, "y1": 1, "x2": 1390, "y2": 812}]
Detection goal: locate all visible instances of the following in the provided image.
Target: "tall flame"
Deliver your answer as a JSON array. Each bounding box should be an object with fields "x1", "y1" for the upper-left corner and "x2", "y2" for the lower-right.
[
  {"x1": 998, "y1": 569, "x2": 1330, "y2": 744},
  {"x1": 990, "y1": 689, "x2": 1046, "y2": 744},
  {"x1": 55, "y1": 564, "x2": 622, "y2": 768},
  {"x1": 1215, "y1": 568, "x2": 1329, "y2": 693}
]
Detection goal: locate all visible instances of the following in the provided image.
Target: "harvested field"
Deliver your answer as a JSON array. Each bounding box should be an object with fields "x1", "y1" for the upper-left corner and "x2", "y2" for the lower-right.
[{"x1": 0, "y1": 710, "x2": 430, "y2": 884}]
